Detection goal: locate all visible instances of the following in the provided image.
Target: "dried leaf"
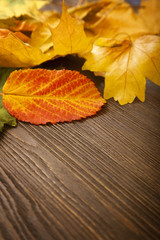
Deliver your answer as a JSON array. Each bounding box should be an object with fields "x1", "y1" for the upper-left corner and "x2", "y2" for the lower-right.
[
  {"x1": 29, "y1": 12, "x2": 60, "y2": 53},
  {"x1": 2, "y1": 69, "x2": 105, "y2": 125},
  {"x1": 138, "y1": 0, "x2": 160, "y2": 34},
  {"x1": 0, "y1": 34, "x2": 53, "y2": 67},
  {"x1": 10, "y1": 18, "x2": 39, "y2": 32},
  {"x1": 51, "y1": 2, "x2": 93, "y2": 57},
  {"x1": 85, "y1": 1, "x2": 148, "y2": 39},
  {"x1": 83, "y1": 35, "x2": 160, "y2": 104},
  {"x1": 0, "y1": 68, "x2": 16, "y2": 132},
  {"x1": 68, "y1": 1, "x2": 112, "y2": 20},
  {"x1": 0, "y1": 0, "x2": 50, "y2": 19},
  {"x1": 0, "y1": 28, "x2": 30, "y2": 43},
  {"x1": 0, "y1": 28, "x2": 12, "y2": 38},
  {"x1": 0, "y1": 0, "x2": 159, "y2": 110}
]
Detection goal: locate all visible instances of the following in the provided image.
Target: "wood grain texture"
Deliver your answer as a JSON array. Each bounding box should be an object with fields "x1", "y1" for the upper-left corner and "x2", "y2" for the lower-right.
[
  {"x1": 0, "y1": 54, "x2": 160, "y2": 240},
  {"x1": 0, "y1": 0, "x2": 160, "y2": 236}
]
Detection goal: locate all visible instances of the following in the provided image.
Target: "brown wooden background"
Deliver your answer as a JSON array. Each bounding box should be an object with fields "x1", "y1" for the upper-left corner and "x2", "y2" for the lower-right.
[
  {"x1": 0, "y1": 0, "x2": 160, "y2": 239},
  {"x1": 0, "y1": 54, "x2": 160, "y2": 240}
]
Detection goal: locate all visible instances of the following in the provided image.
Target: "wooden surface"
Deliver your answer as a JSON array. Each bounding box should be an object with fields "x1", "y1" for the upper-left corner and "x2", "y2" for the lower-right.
[{"x1": 0, "y1": 55, "x2": 160, "y2": 240}]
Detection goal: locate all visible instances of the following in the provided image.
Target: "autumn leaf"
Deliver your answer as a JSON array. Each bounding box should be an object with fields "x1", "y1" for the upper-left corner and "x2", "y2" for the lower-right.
[
  {"x1": 9, "y1": 32, "x2": 30, "y2": 43},
  {"x1": 29, "y1": 12, "x2": 60, "y2": 53},
  {"x1": 0, "y1": 34, "x2": 54, "y2": 67},
  {"x1": 51, "y1": 1, "x2": 93, "y2": 57},
  {"x1": 0, "y1": 17, "x2": 40, "y2": 34},
  {"x1": 68, "y1": 0, "x2": 116, "y2": 37},
  {"x1": 0, "y1": 0, "x2": 50, "y2": 19},
  {"x1": 0, "y1": 0, "x2": 159, "y2": 119},
  {"x1": 138, "y1": 0, "x2": 160, "y2": 34},
  {"x1": 2, "y1": 69, "x2": 105, "y2": 125},
  {"x1": 0, "y1": 68, "x2": 16, "y2": 132},
  {"x1": 83, "y1": 35, "x2": 160, "y2": 104},
  {"x1": 68, "y1": 1, "x2": 112, "y2": 20},
  {"x1": 10, "y1": 18, "x2": 40, "y2": 33},
  {"x1": 0, "y1": 28, "x2": 30, "y2": 43},
  {"x1": 83, "y1": 1, "x2": 148, "y2": 39}
]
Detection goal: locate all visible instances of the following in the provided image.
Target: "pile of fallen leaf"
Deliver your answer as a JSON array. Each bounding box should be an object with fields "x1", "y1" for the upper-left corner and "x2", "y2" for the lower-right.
[{"x1": 0, "y1": 0, "x2": 160, "y2": 132}]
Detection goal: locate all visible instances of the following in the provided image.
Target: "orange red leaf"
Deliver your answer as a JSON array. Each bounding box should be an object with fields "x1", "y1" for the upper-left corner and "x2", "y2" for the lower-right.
[{"x1": 2, "y1": 69, "x2": 106, "y2": 124}]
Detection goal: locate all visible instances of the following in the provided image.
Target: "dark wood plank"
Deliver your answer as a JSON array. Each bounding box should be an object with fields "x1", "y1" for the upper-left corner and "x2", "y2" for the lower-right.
[{"x1": 0, "y1": 69, "x2": 160, "y2": 240}]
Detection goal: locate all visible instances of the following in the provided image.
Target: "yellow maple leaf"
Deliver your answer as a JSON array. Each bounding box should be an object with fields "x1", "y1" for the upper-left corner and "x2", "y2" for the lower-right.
[
  {"x1": 29, "y1": 12, "x2": 60, "y2": 53},
  {"x1": 0, "y1": 34, "x2": 53, "y2": 67},
  {"x1": 0, "y1": 0, "x2": 50, "y2": 19},
  {"x1": 84, "y1": 1, "x2": 148, "y2": 39},
  {"x1": 138, "y1": 0, "x2": 160, "y2": 34},
  {"x1": 83, "y1": 35, "x2": 160, "y2": 105},
  {"x1": 68, "y1": 1, "x2": 114, "y2": 20},
  {"x1": 51, "y1": 1, "x2": 93, "y2": 57}
]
